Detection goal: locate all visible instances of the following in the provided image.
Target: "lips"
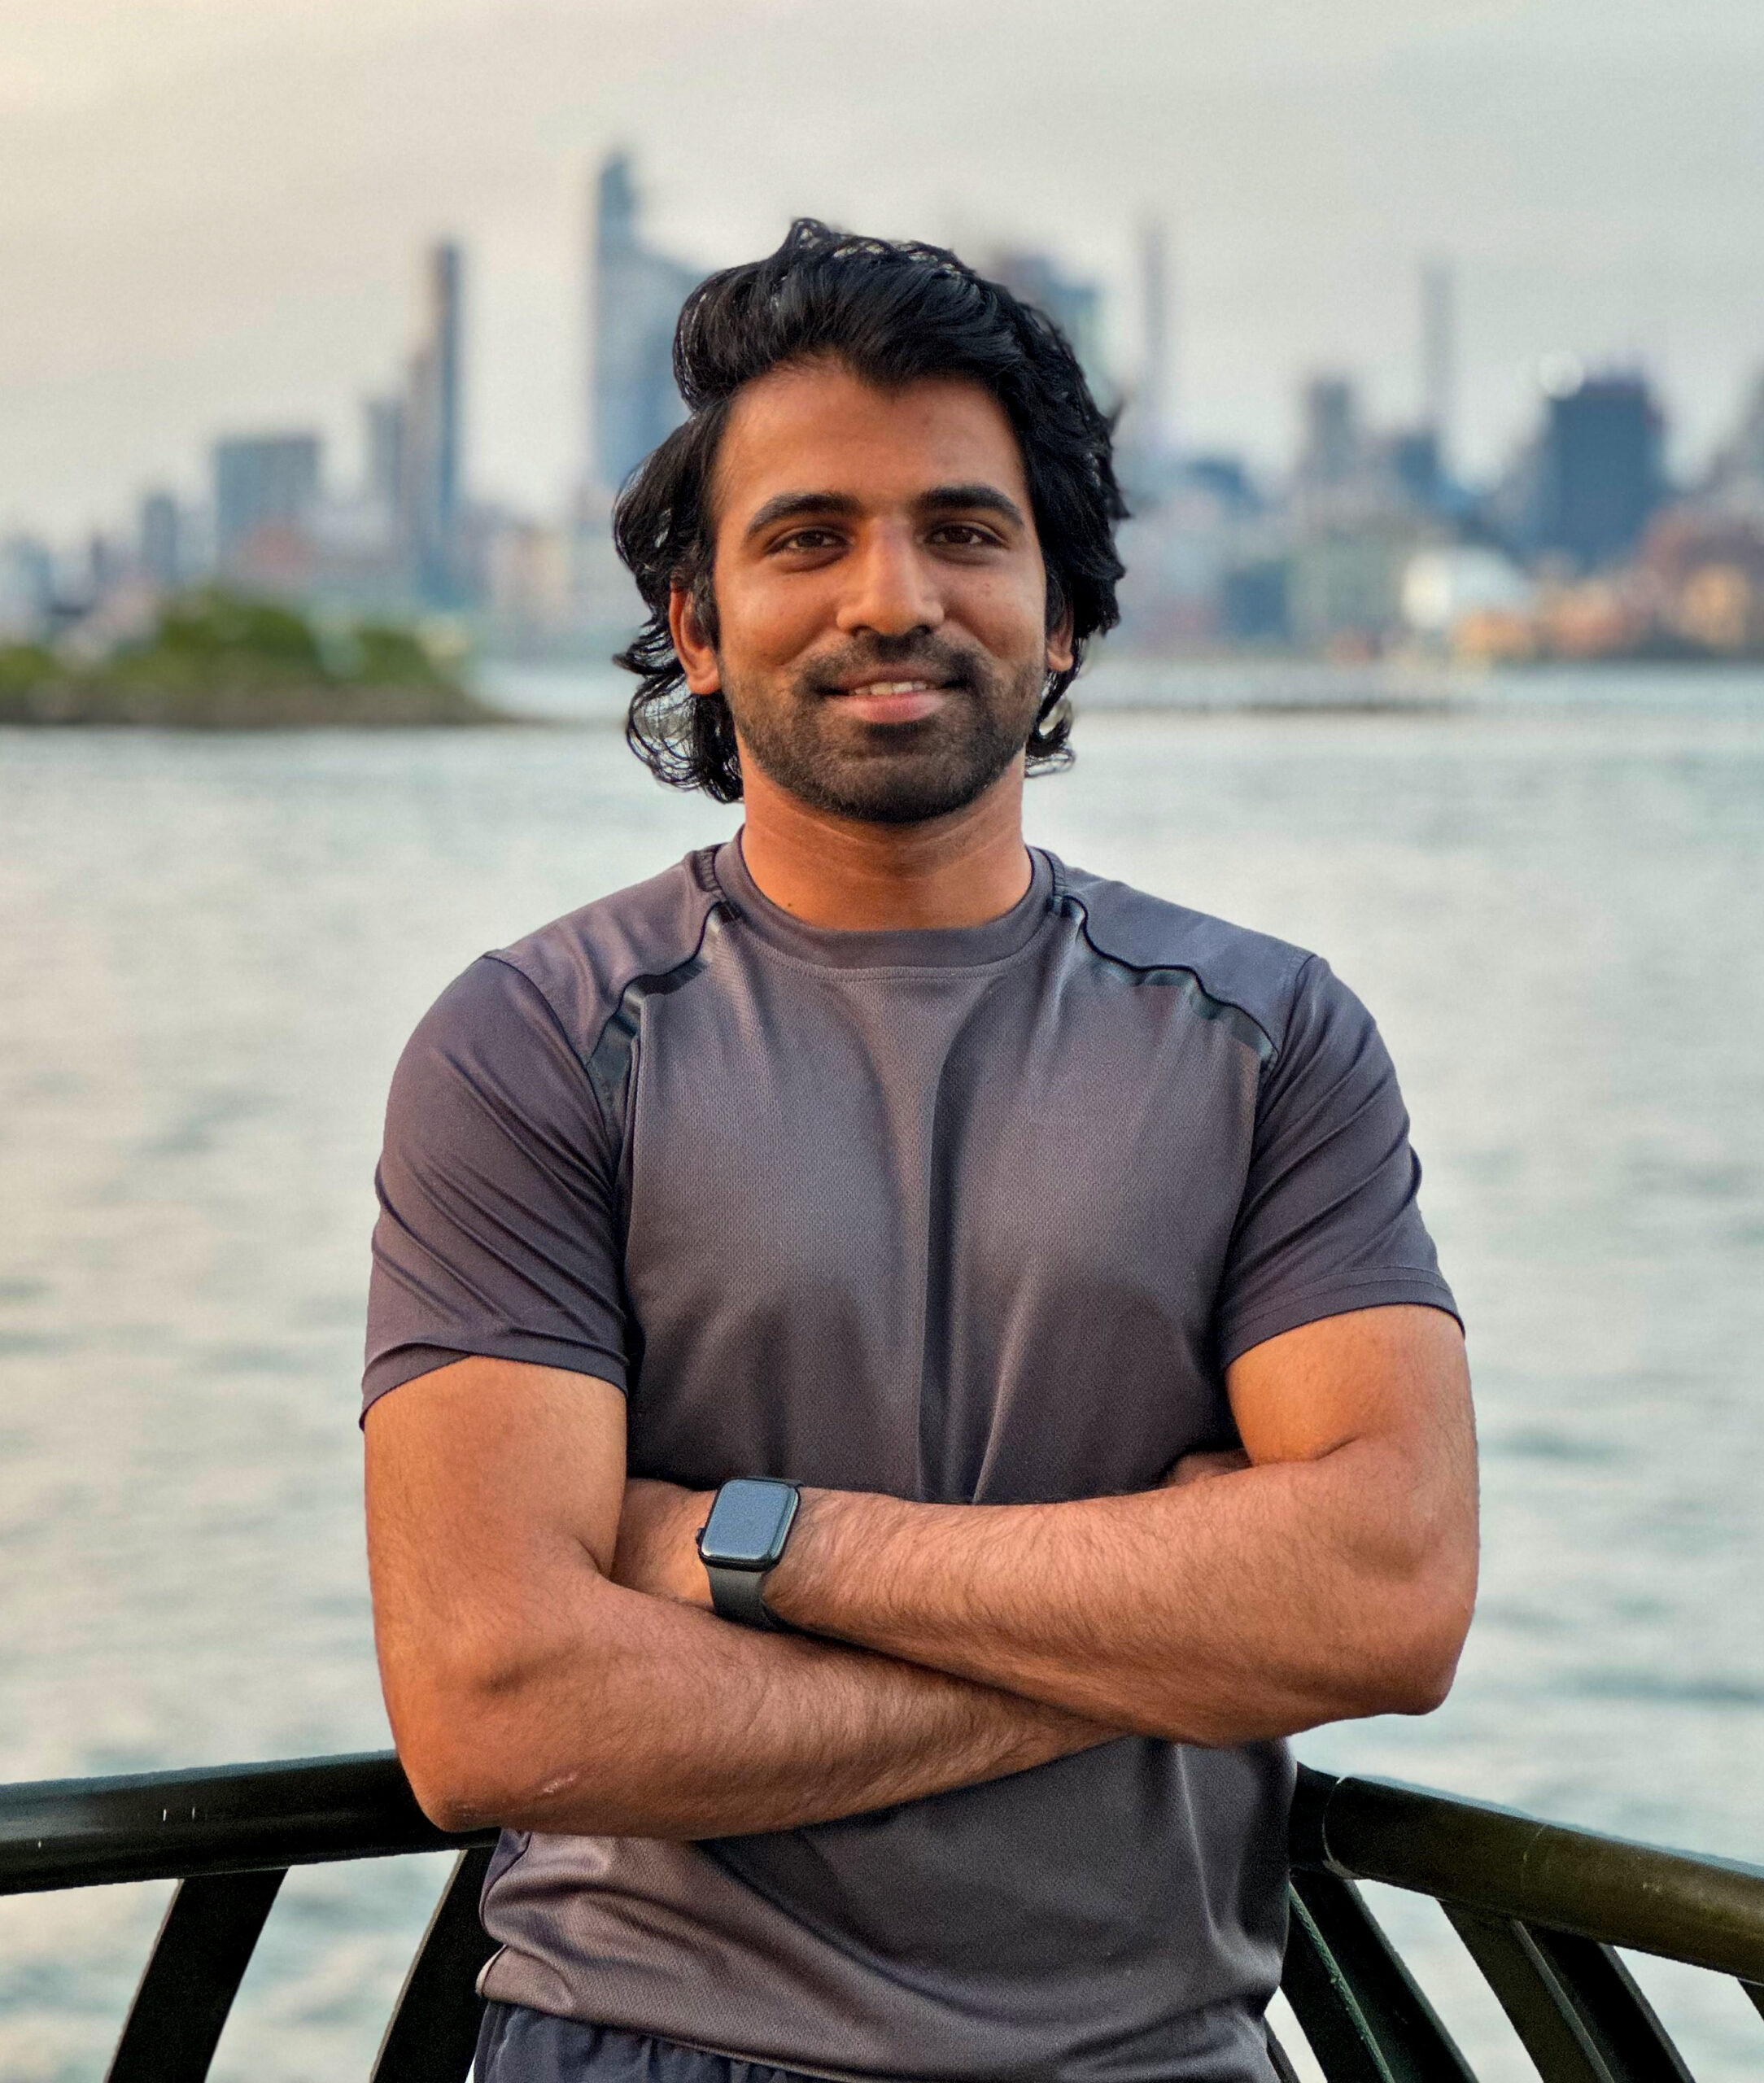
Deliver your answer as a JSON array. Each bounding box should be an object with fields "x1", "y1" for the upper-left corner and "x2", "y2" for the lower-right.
[
  {"x1": 836, "y1": 677, "x2": 949, "y2": 697},
  {"x1": 832, "y1": 678, "x2": 952, "y2": 724}
]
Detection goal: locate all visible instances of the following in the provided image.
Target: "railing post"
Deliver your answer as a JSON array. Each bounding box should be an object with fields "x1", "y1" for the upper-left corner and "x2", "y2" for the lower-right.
[
  {"x1": 104, "y1": 1867, "x2": 286, "y2": 2083},
  {"x1": 1288, "y1": 1867, "x2": 1477, "y2": 2083},
  {"x1": 371, "y1": 1843, "x2": 498, "y2": 2083},
  {"x1": 1443, "y1": 1909, "x2": 1617, "y2": 2083}
]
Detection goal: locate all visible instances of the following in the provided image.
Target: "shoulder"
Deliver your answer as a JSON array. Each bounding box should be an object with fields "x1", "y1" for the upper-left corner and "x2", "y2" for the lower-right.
[
  {"x1": 390, "y1": 852, "x2": 725, "y2": 1144},
  {"x1": 1052, "y1": 858, "x2": 1321, "y2": 1067},
  {"x1": 481, "y1": 849, "x2": 727, "y2": 1049}
]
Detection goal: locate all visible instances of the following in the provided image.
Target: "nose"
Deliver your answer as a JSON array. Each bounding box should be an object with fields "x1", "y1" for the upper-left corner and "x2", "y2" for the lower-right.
[{"x1": 836, "y1": 523, "x2": 945, "y2": 640}]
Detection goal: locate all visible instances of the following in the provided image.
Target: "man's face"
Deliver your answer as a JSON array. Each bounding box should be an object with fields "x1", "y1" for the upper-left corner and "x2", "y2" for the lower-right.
[{"x1": 670, "y1": 360, "x2": 1073, "y2": 825}]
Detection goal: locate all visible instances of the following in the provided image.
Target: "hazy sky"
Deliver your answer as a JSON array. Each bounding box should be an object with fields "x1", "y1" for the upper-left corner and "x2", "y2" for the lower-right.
[{"x1": 5, "y1": 0, "x2": 1764, "y2": 534}]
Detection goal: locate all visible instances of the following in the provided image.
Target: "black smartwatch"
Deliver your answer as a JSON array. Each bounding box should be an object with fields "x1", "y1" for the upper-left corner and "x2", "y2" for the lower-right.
[{"x1": 696, "y1": 1478, "x2": 801, "y2": 1630}]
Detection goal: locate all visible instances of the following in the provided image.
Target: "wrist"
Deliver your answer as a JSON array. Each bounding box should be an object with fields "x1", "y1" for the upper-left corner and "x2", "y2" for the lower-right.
[
  {"x1": 697, "y1": 1478, "x2": 808, "y2": 1627},
  {"x1": 680, "y1": 1490, "x2": 719, "y2": 1606},
  {"x1": 756, "y1": 1486, "x2": 841, "y2": 1631}
]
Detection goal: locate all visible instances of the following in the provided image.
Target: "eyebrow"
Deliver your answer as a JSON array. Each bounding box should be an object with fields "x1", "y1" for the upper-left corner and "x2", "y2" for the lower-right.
[
  {"x1": 742, "y1": 482, "x2": 1028, "y2": 542},
  {"x1": 743, "y1": 490, "x2": 862, "y2": 540},
  {"x1": 919, "y1": 483, "x2": 1027, "y2": 531}
]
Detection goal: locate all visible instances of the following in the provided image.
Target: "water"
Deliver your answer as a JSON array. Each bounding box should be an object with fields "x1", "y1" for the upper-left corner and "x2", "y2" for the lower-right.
[{"x1": 2, "y1": 670, "x2": 1762, "y2": 2079}]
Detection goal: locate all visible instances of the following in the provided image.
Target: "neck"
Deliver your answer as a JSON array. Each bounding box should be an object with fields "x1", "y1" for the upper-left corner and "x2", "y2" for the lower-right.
[{"x1": 736, "y1": 762, "x2": 1033, "y2": 930}]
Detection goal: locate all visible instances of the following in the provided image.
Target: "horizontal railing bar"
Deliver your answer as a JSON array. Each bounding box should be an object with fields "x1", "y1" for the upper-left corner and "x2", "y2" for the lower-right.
[
  {"x1": 0, "y1": 1751, "x2": 492, "y2": 1896},
  {"x1": 1294, "y1": 1766, "x2": 1764, "y2": 1983},
  {"x1": 5, "y1": 1747, "x2": 1761, "y2": 1998}
]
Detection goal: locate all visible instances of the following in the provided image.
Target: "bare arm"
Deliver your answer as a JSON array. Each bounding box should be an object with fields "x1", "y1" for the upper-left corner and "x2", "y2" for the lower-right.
[
  {"x1": 620, "y1": 1305, "x2": 1478, "y2": 1747},
  {"x1": 365, "y1": 1357, "x2": 1118, "y2": 1840}
]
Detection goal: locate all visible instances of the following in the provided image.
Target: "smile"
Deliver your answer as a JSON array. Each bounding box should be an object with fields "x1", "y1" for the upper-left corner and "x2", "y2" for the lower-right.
[
  {"x1": 831, "y1": 679, "x2": 952, "y2": 724},
  {"x1": 836, "y1": 679, "x2": 947, "y2": 697}
]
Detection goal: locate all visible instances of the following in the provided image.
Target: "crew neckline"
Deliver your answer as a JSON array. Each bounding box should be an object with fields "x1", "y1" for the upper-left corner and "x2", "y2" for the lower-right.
[{"x1": 710, "y1": 834, "x2": 1058, "y2": 972}]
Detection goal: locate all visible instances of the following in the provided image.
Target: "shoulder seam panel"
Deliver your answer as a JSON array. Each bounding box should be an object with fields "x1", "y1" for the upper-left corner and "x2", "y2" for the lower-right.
[
  {"x1": 478, "y1": 950, "x2": 618, "y2": 1138},
  {"x1": 1060, "y1": 891, "x2": 1281, "y2": 1065},
  {"x1": 580, "y1": 896, "x2": 731, "y2": 1123}
]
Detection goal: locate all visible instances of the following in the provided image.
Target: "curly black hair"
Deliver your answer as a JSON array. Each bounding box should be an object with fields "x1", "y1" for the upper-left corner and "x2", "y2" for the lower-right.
[{"x1": 612, "y1": 220, "x2": 1127, "y2": 803}]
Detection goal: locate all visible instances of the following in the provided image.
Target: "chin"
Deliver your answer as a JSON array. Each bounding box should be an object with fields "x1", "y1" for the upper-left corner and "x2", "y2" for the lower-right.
[{"x1": 789, "y1": 756, "x2": 1019, "y2": 826}]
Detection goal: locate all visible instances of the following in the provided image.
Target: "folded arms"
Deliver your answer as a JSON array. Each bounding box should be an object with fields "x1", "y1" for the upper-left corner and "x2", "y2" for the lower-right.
[{"x1": 365, "y1": 1304, "x2": 1476, "y2": 1840}]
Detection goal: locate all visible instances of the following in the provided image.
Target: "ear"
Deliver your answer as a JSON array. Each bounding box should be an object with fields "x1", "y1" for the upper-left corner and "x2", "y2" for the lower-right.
[
  {"x1": 669, "y1": 583, "x2": 722, "y2": 695},
  {"x1": 1045, "y1": 605, "x2": 1076, "y2": 677}
]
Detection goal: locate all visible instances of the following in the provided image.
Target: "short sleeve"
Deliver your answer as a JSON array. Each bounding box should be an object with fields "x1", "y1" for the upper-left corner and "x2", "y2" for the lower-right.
[
  {"x1": 1214, "y1": 955, "x2": 1459, "y2": 1369},
  {"x1": 362, "y1": 954, "x2": 630, "y2": 1416}
]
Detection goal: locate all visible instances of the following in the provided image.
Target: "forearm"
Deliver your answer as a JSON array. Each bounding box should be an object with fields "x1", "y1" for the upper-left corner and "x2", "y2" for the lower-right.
[
  {"x1": 763, "y1": 1442, "x2": 1474, "y2": 1745},
  {"x1": 390, "y1": 1573, "x2": 1118, "y2": 1841}
]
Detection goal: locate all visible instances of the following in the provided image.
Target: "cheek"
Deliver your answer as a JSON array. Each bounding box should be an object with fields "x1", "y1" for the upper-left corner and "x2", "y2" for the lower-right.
[
  {"x1": 958, "y1": 568, "x2": 1052, "y2": 655},
  {"x1": 716, "y1": 576, "x2": 832, "y2": 670}
]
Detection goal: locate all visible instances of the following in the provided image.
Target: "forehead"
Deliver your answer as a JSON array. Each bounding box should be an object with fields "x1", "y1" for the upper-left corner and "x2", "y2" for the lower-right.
[{"x1": 712, "y1": 360, "x2": 1030, "y2": 526}]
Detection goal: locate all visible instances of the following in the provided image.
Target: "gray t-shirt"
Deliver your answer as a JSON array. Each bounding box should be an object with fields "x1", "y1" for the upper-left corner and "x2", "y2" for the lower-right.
[{"x1": 365, "y1": 841, "x2": 1458, "y2": 2083}]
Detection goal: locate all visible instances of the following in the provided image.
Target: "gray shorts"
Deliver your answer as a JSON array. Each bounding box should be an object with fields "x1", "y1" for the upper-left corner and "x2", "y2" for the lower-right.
[
  {"x1": 474, "y1": 2002, "x2": 1290, "y2": 2082},
  {"x1": 474, "y1": 2005, "x2": 830, "y2": 2083}
]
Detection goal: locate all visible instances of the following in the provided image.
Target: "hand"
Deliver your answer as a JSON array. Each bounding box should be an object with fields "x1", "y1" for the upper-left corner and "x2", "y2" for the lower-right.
[
  {"x1": 611, "y1": 1478, "x2": 717, "y2": 1608},
  {"x1": 1158, "y1": 1446, "x2": 1252, "y2": 1488}
]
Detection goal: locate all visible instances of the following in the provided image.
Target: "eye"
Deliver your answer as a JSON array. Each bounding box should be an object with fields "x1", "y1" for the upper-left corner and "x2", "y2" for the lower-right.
[
  {"x1": 773, "y1": 527, "x2": 843, "y2": 554},
  {"x1": 928, "y1": 523, "x2": 1002, "y2": 548}
]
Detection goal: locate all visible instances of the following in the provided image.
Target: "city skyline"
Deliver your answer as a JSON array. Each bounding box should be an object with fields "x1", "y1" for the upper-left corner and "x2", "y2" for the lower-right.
[
  {"x1": 4, "y1": 0, "x2": 1763, "y2": 534},
  {"x1": 12, "y1": 154, "x2": 1764, "y2": 670},
  {"x1": 3, "y1": 172, "x2": 1753, "y2": 567}
]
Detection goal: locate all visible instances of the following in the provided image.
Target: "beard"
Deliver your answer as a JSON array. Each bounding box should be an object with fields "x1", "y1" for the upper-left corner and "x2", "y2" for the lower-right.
[{"x1": 720, "y1": 634, "x2": 1048, "y2": 826}]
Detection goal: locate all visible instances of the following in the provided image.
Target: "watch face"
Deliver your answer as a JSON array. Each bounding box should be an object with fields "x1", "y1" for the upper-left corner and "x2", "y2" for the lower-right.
[{"x1": 701, "y1": 1479, "x2": 798, "y2": 1570}]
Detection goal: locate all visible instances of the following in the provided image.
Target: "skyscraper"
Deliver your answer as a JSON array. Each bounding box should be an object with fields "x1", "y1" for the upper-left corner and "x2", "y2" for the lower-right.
[
  {"x1": 1707, "y1": 369, "x2": 1764, "y2": 513},
  {"x1": 1421, "y1": 260, "x2": 1455, "y2": 467},
  {"x1": 1137, "y1": 219, "x2": 1174, "y2": 461},
  {"x1": 0, "y1": 535, "x2": 55, "y2": 640},
  {"x1": 138, "y1": 491, "x2": 181, "y2": 591},
  {"x1": 1299, "y1": 376, "x2": 1360, "y2": 490},
  {"x1": 364, "y1": 395, "x2": 407, "y2": 519},
  {"x1": 590, "y1": 154, "x2": 699, "y2": 492},
  {"x1": 984, "y1": 247, "x2": 1110, "y2": 406},
  {"x1": 212, "y1": 434, "x2": 321, "y2": 573},
  {"x1": 1533, "y1": 371, "x2": 1665, "y2": 568},
  {"x1": 404, "y1": 242, "x2": 464, "y2": 602}
]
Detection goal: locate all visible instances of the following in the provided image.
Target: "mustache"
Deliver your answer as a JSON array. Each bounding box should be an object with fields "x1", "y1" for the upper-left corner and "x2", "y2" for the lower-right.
[{"x1": 797, "y1": 635, "x2": 988, "y2": 700}]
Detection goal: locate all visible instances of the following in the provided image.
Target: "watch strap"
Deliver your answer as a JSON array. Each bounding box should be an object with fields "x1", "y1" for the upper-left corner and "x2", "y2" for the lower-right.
[{"x1": 705, "y1": 1562, "x2": 784, "y2": 1630}]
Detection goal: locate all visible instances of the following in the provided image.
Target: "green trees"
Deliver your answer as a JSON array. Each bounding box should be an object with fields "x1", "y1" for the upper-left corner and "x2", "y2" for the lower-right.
[{"x1": 0, "y1": 592, "x2": 499, "y2": 727}]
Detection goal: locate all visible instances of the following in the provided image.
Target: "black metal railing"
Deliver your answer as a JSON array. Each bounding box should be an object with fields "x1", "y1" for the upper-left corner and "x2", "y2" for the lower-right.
[
  {"x1": 0, "y1": 1752, "x2": 496, "y2": 2082},
  {"x1": 1286, "y1": 1769, "x2": 1764, "y2": 2081},
  {"x1": 2, "y1": 1752, "x2": 1762, "y2": 2081}
]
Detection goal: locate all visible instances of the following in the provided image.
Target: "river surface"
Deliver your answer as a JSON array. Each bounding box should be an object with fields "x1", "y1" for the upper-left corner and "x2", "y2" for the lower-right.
[{"x1": 2, "y1": 666, "x2": 1762, "y2": 2080}]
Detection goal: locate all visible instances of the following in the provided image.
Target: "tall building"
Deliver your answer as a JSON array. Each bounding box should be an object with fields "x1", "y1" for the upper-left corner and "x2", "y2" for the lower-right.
[
  {"x1": 1532, "y1": 371, "x2": 1665, "y2": 568},
  {"x1": 1384, "y1": 428, "x2": 1444, "y2": 512},
  {"x1": 1298, "y1": 376, "x2": 1360, "y2": 490},
  {"x1": 404, "y1": 242, "x2": 465, "y2": 601},
  {"x1": 590, "y1": 154, "x2": 699, "y2": 491},
  {"x1": 364, "y1": 395, "x2": 407, "y2": 517},
  {"x1": 0, "y1": 535, "x2": 55, "y2": 640},
  {"x1": 1420, "y1": 260, "x2": 1455, "y2": 467},
  {"x1": 1137, "y1": 220, "x2": 1174, "y2": 458},
  {"x1": 212, "y1": 434, "x2": 322, "y2": 573},
  {"x1": 138, "y1": 491, "x2": 182, "y2": 591},
  {"x1": 984, "y1": 247, "x2": 1110, "y2": 405},
  {"x1": 1707, "y1": 370, "x2": 1764, "y2": 513},
  {"x1": 1116, "y1": 218, "x2": 1178, "y2": 504}
]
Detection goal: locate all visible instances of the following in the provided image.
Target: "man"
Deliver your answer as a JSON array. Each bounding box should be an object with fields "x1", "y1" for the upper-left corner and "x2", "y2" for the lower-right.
[{"x1": 364, "y1": 221, "x2": 1476, "y2": 2083}]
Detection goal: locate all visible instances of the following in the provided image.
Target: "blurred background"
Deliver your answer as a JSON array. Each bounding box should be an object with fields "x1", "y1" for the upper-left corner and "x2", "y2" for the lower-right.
[{"x1": 2, "y1": 4, "x2": 1762, "y2": 2079}]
